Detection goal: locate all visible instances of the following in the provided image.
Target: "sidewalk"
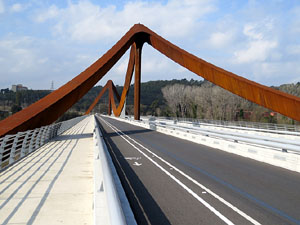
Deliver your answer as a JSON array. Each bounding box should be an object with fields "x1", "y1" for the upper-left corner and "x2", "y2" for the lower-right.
[{"x1": 0, "y1": 116, "x2": 94, "y2": 225}]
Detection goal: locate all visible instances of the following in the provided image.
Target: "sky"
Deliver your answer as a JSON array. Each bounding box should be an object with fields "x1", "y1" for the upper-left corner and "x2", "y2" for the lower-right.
[{"x1": 0, "y1": 0, "x2": 300, "y2": 90}]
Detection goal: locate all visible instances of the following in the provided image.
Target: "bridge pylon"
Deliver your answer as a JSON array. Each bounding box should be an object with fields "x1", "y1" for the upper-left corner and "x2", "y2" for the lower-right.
[{"x1": 1, "y1": 23, "x2": 300, "y2": 138}]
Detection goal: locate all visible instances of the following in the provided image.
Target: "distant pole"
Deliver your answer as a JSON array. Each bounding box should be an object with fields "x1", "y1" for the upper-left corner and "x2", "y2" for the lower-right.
[{"x1": 51, "y1": 81, "x2": 54, "y2": 91}]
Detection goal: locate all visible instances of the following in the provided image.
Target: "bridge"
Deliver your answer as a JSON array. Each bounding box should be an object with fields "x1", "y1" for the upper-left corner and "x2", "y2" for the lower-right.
[{"x1": 1, "y1": 24, "x2": 300, "y2": 225}]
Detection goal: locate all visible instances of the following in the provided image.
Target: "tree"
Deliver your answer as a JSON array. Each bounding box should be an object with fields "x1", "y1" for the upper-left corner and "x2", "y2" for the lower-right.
[
  {"x1": 150, "y1": 100, "x2": 159, "y2": 116},
  {"x1": 11, "y1": 105, "x2": 22, "y2": 114}
]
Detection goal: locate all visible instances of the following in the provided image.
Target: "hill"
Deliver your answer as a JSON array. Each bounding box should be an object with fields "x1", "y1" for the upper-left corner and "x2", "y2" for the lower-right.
[{"x1": 1, "y1": 79, "x2": 300, "y2": 124}]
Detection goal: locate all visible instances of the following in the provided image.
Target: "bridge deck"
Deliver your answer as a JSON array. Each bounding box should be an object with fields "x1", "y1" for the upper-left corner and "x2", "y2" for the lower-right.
[
  {"x1": 0, "y1": 116, "x2": 94, "y2": 225},
  {"x1": 98, "y1": 115, "x2": 300, "y2": 225}
]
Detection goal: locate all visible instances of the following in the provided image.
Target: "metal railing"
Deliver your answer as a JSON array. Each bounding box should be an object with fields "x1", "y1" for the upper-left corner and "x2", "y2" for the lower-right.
[
  {"x1": 0, "y1": 115, "x2": 88, "y2": 170},
  {"x1": 159, "y1": 123, "x2": 300, "y2": 153},
  {"x1": 151, "y1": 116, "x2": 300, "y2": 133},
  {"x1": 124, "y1": 116, "x2": 300, "y2": 154}
]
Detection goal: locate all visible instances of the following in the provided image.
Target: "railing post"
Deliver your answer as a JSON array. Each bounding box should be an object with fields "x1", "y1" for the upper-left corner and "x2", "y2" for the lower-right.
[
  {"x1": 55, "y1": 123, "x2": 61, "y2": 136},
  {"x1": 9, "y1": 133, "x2": 21, "y2": 164},
  {"x1": 49, "y1": 124, "x2": 58, "y2": 139},
  {"x1": 29, "y1": 129, "x2": 39, "y2": 153},
  {"x1": 42, "y1": 126, "x2": 51, "y2": 143},
  {"x1": 35, "y1": 127, "x2": 44, "y2": 149},
  {"x1": 0, "y1": 136, "x2": 9, "y2": 166},
  {"x1": 21, "y1": 131, "x2": 30, "y2": 157}
]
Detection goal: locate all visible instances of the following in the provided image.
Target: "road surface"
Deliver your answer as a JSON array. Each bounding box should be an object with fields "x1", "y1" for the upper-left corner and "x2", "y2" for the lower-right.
[{"x1": 97, "y1": 115, "x2": 300, "y2": 225}]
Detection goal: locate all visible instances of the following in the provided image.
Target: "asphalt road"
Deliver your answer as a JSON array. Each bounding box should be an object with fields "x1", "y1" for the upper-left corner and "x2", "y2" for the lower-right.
[{"x1": 97, "y1": 115, "x2": 300, "y2": 225}]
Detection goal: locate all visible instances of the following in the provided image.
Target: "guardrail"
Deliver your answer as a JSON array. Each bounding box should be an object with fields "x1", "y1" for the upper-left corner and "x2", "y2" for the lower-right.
[
  {"x1": 135, "y1": 116, "x2": 300, "y2": 137},
  {"x1": 151, "y1": 116, "x2": 300, "y2": 133},
  {"x1": 0, "y1": 115, "x2": 88, "y2": 170},
  {"x1": 124, "y1": 116, "x2": 300, "y2": 154},
  {"x1": 158, "y1": 123, "x2": 300, "y2": 153}
]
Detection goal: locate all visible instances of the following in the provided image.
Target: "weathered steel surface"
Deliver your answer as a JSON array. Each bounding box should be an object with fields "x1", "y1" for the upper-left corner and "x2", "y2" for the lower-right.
[
  {"x1": 134, "y1": 43, "x2": 142, "y2": 120},
  {"x1": 85, "y1": 82, "x2": 109, "y2": 115},
  {"x1": 0, "y1": 25, "x2": 142, "y2": 137},
  {"x1": 1, "y1": 23, "x2": 300, "y2": 137},
  {"x1": 85, "y1": 79, "x2": 123, "y2": 115},
  {"x1": 85, "y1": 44, "x2": 135, "y2": 115},
  {"x1": 88, "y1": 24, "x2": 300, "y2": 123},
  {"x1": 108, "y1": 89, "x2": 112, "y2": 116},
  {"x1": 110, "y1": 45, "x2": 134, "y2": 116},
  {"x1": 140, "y1": 24, "x2": 300, "y2": 122}
]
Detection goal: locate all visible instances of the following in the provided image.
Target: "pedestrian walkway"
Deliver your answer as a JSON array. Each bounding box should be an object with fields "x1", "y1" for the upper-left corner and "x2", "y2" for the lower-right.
[{"x1": 0, "y1": 116, "x2": 94, "y2": 225}]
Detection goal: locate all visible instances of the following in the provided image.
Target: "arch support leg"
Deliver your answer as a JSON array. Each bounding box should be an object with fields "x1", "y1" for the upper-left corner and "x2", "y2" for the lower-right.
[{"x1": 134, "y1": 44, "x2": 142, "y2": 120}]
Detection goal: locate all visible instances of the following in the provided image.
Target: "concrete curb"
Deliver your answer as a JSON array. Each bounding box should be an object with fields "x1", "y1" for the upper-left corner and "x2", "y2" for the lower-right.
[{"x1": 93, "y1": 115, "x2": 137, "y2": 225}]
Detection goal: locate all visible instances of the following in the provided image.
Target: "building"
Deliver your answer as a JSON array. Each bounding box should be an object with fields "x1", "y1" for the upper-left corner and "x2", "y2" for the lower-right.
[{"x1": 11, "y1": 84, "x2": 28, "y2": 92}]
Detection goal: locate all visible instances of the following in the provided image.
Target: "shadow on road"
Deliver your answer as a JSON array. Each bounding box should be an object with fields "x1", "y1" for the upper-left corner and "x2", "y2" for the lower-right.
[
  {"x1": 102, "y1": 126, "x2": 171, "y2": 225},
  {"x1": 105, "y1": 128, "x2": 153, "y2": 138}
]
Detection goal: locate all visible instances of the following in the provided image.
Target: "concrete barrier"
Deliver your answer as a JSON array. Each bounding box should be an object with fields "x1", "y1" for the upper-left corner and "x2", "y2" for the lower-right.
[{"x1": 93, "y1": 116, "x2": 137, "y2": 225}]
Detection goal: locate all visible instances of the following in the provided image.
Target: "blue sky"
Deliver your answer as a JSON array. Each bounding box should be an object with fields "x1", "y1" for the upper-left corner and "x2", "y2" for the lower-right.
[{"x1": 0, "y1": 0, "x2": 300, "y2": 90}]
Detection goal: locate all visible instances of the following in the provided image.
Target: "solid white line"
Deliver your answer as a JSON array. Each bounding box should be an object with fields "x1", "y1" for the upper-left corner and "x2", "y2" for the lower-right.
[
  {"x1": 101, "y1": 118, "x2": 234, "y2": 225},
  {"x1": 101, "y1": 117, "x2": 261, "y2": 225}
]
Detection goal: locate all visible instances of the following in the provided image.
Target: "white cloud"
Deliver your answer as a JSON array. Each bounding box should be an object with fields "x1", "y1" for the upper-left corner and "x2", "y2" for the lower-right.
[
  {"x1": 0, "y1": 0, "x2": 4, "y2": 13},
  {"x1": 0, "y1": 37, "x2": 36, "y2": 73},
  {"x1": 289, "y1": 6, "x2": 300, "y2": 34},
  {"x1": 37, "y1": 58, "x2": 48, "y2": 64},
  {"x1": 243, "y1": 24, "x2": 263, "y2": 40},
  {"x1": 251, "y1": 61, "x2": 300, "y2": 85},
  {"x1": 115, "y1": 60, "x2": 128, "y2": 75},
  {"x1": 35, "y1": 0, "x2": 216, "y2": 43},
  {"x1": 234, "y1": 39, "x2": 277, "y2": 63},
  {"x1": 209, "y1": 31, "x2": 234, "y2": 48},
  {"x1": 0, "y1": 36, "x2": 76, "y2": 89},
  {"x1": 35, "y1": 5, "x2": 59, "y2": 23},
  {"x1": 11, "y1": 3, "x2": 24, "y2": 12},
  {"x1": 233, "y1": 20, "x2": 277, "y2": 64},
  {"x1": 2, "y1": 0, "x2": 300, "y2": 89},
  {"x1": 286, "y1": 45, "x2": 300, "y2": 55}
]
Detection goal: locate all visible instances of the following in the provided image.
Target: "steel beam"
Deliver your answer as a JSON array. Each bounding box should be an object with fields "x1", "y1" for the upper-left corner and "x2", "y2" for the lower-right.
[
  {"x1": 87, "y1": 24, "x2": 300, "y2": 123},
  {"x1": 85, "y1": 45, "x2": 135, "y2": 116},
  {"x1": 108, "y1": 95, "x2": 112, "y2": 116},
  {"x1": 0, "y1": 25, "x2": 140, "y2": 137},
  {"x1": 134, "y1": 43, "x2": 142, "y2": 120},
  {"x1": 85, "y1": 82, "x2": 110, "y2": 114}
]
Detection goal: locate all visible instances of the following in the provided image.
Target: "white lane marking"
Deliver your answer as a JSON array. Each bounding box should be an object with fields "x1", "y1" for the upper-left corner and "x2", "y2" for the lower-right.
[
  {"x1": 101, "y1": 117, "x2": 261, "y2": 225},
  {"x1": 101, "y1": 118, "x2": 234, "y2": 225},
  {"x1": 125, "y1": 157, "x2": 141, "y2": 160},
  {"x1": 133, "y1": 162, "x2": 142, "y2": 166}
]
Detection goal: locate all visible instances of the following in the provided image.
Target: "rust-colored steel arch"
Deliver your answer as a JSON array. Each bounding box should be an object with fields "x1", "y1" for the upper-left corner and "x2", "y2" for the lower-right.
[
  {"x1": 84, "y1": 80, "x2": 120, "y2": 116},
  {"x1": 85, "y1": 79, "x2": 125, "y2": 116},
  {"x1": 0, "y1": 25, "x2": 145, "y2": 137},
  {"x1": 1, "y1": 23, "x2": 300, "y2": 137},
  {"x1": 88, "y1": 24, "x2": 300, "y2": 123},
  {"x1": 85, "y1": 44, "x2": 136, "y2": 116}
]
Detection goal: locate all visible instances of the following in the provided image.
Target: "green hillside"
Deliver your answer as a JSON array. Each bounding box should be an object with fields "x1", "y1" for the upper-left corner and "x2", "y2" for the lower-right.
[{"x1": 1, "y1": 79, "x2": 300, "y2": 124}]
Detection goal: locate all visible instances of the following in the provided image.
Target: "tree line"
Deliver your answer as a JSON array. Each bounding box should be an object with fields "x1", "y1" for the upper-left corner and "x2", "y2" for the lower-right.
[
  {"x1": 162, "y1": 81, "x2": 300, "y2": 124},
  {"x1": 1, "y1": 79, "x2": 300, "y2": 124}
]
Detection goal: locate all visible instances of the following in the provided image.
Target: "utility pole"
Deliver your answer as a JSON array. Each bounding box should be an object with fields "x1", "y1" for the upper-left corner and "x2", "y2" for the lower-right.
[{"x1": 51, "y1": 81, "x2": 54, "y2": 91}]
